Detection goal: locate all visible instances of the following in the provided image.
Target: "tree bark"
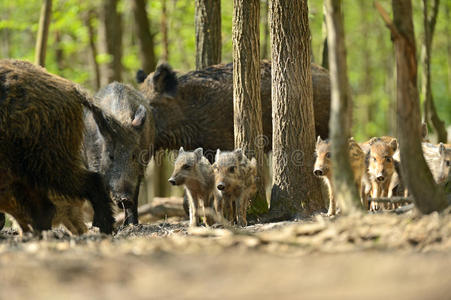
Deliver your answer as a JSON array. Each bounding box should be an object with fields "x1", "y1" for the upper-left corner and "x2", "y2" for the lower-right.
[
  {"x1": 132, "y1": 0, "x2": 156, "y2": 74},
  {"x1": 84, "y1": 9, "x2": 101, "y2": 90},
  {"x1": 35, "y1": 0, "x2": 52, "y2": 67},
  {"x1": 421, "y1": 0, "x2": 447, "y2": 143},
  {"x1": 195, "y1": 0, "x2": 221, "y2": 69},
  {"x1": 161, "y1": 0, "x2": 169, "y2": 61},
  {"x1": 376, "y1": 0, "x2": 447, "y2": 213},
  {"x1": 446, "y1": 2, "x2": 451, "y2": 94},
  {"x1": 325, "y1": 0, "x2": 361, "y2": 214},
  {"x1": 261, "y1": 0, "x2": 270, "y2": 60},
  {"x1": 54, "y1": 31, "x2": 64, "y2": 71},
  {"x1": 269, "y1": 0, "x2": 323, "y2": 217},
  {"x1": 233, "y1": 0, "x2": 268, "y2": 215},
  {"x1": 98, "y1": 0, "x2": 122, "y2": 86}
]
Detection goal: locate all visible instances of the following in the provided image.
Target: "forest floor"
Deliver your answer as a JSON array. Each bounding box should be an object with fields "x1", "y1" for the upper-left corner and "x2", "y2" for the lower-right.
[{"x1": 0, "y1": 209, "x2": 450, "y2": 300}]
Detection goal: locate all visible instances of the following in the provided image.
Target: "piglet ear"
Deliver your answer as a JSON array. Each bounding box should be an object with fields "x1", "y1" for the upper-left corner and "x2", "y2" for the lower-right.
[
  {"x1": 439, "y1": 143, "x2": 445, "y2": 155},
  {"x1": 179, "y1": 147, "x2": 185, "y2": 154},
  {"x1": 215, "y1": 149, "x2": 221, "y2": 162},
  {"x1": 234, "y1": 148, "x2": 243, "y2": 161},
  {"x1": 389, "y1": 139, "x2": 398, "y2": 152},
  {"x1": 317, "y1": 136, "x2": 322, "y2": 144},
  {"x1": 132, "y1": 104, "x2": 147, "y2": 128},
  {"x1": 194, "y1": 148, "x2": 203, "y2": 161}
]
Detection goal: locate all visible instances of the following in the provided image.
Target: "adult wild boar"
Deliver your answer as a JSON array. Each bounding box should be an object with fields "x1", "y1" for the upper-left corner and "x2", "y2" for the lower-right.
[
  {"x1": 138, "y1": 60, "x2": 331, "y2": 155},
  {"x1": 0, "y1": 59, "x2": 114, "y2": 234},
  {"x1": 84, "y1": 82, "x2": 154, "y2": 226}
]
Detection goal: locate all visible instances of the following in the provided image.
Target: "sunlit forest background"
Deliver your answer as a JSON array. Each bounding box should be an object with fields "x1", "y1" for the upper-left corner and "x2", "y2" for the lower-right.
[{"x1": 0, "y1": 0, "x2": 449, "y2": 142}]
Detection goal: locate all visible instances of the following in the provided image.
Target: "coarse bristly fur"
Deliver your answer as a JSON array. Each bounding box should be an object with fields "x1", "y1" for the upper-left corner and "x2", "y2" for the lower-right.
[
  {"x1": 168, "y1": 147, "x2": 215, "y2": 227},
  {"x1": 313, "y1": 137, "x2": 366, "y2": 216},
  {"x1": 213, "y1": 149, "x2": 257, "y2": 226},
  {"x1": 0, "y1": 59, "x2": 114, "y2": 234}
]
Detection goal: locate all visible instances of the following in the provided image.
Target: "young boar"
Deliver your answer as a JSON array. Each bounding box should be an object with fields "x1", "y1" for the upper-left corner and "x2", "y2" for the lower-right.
[
  {"x1": 422, "y1": 142, "x2": 451, "y2": 185},
  {"x1": 313, "y1": 137, "x2": 366, "y2": 216},
  {"x1": 0, "y1": 59, "x2": 114, "y2": 234},
  {"x1": 213, "y1": 149, "x2": 257, "y2": 226},
  {"x1": 168, "y1": 147, "x2": 215, "y2": 227}
]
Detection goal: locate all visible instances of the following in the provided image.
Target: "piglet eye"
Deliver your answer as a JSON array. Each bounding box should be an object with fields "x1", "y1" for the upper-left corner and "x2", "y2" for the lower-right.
[
  {"x1": 326, "y1": 152, "x2": 331, "y2": 158},
  {"x1": 386, "y1": 157, "x2": 392, "y2": 163},
  {"x1": 182, "y1": 164, "x2": 191, "y2": 170},
  {"x1": 229, "y1": 166, "x2": 235, "y2": 173},
  {"x1": 109, "y1": 153, "x2": 114, "y2": 161},
  {"x1": 446, "y1": 160, "x2": 450, "y2": 167}
]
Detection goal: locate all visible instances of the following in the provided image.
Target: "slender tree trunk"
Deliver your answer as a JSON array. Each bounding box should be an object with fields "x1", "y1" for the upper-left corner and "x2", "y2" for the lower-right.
[
  {"x1": 195, "y1": 0, "x2": 221, "y2": 69},
  {"x1": 321, "y1": 8, "x2": 329, "y2": 70},
  {"x1": 269, "y1": 0, "x2": 323, "y2": 217},
  {"x1": 261, "y1": 0, "x2": 270, "y2": 60},
  {"x1": 376, "y1": 0, "x2": 447, "y2": 213},
  {"x1": 132, "y1": 0, "x2": 156, "y2": 74},
  {"x1": 421, "y1": 0, "x2": 447, "y2": 142},
  {"x1": 35, "y1": 0, "x2": 52, "y2": 67},
  {"x1": 85, "y1": 9, "x2": 101, "y2": 90},
  {"x1": 98, "y1": 0, "x2": 122, "y2": 86},
  {"x1": 233, "y1": 0, "x2": 268, "y2": 215},
  {"x1": 446, "y1": 2, "x2": 451, "y2": 93},
  {"x1": 54, "y1": 31, "x2": 64, "y2": 71},
  {"x1": 161, "y1": 0, "x2": 169, "y2": 61},
  {"x1": 325, "y1": 0, "x2": 361, "y2": 214}
]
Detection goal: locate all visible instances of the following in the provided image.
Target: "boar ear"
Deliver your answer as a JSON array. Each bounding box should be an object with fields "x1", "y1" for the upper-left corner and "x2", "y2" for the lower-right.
[
  {"x1": 439, "y1": 143, "x2": 445, "y2": 155},
  {"x1": 153, "y1": 63, "x2": 178, "y2": 99},
  {"x1": 179, "y1": 147, "x2": 185, "y2": 154},
  {"x1": 421, "y1": 122, "x2": 428, "y2": 139},
  {"x1": 131, "y1": 105, "x2": 147, "y2": 128},
  {"x1": 234, "y1": 148, "x2": 243, "y2": 161},
  {"x1": 389, "y1": 139, "x2": 398, "y2": 152},
  {"x1": 194, "y1": 148, "x2": 203, "y2": 161},
  {"x1": 136, "y1": 69, "x2": 148, "y2": 84}
]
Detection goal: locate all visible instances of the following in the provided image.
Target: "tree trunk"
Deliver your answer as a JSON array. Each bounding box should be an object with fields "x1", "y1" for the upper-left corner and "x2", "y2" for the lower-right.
[
  {"x1": 269, "y1": 0, "x2": 323, "y2": 217},
  {"x1": 324, "y1": 0, "x2": 361, "y2": 214},
  {"x1": 161, "y1": 0, "x2": 169, "y2": 61},
  {"x1": 195, "y1": 0, "x2": 221, "y2": 69},
  {"x1": 35, "y1": 0, "x2": 52, "y2": 67},
  {"x1": 421, "y1": 0, "x2": 447, "y2": 143},
  {"x1": 84, "y1": 9, "x2": 101, "y2": 90},
  {"x1": 261, "y1": 0, "x2": 270, "y2": 60},
  {"x1": 376, "y1": 0, "x2": 447, "y2": 213},
  {"x1": 132, "y1": 0, "x2": 156, "y2": 74},
  {"x1": 446, "y1": 2, "x2": 451, "y2": 94},
  {"x1": 233, "y1": 0, "x2": 268, "y2": 216},
  {"x1": 98, "y1": 0, "x2": 122, "y2": 86},
  {"x1": 54, "y1": 31, "x2": 64, "y2": 71}
]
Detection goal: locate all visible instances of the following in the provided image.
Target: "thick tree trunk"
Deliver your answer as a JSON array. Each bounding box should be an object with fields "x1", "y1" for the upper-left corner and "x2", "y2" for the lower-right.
[
  {"x1": 132, "y1": 0, "x2": 156, "y2": 74},
  {"x1": 35, "y1": 0, "x2": 52, "y2": 67},
  {"x1": 421, "y1": 0, "x2": 447, "y2": 143},
  {"x1": 269, "y1": 0, "x2": 323, "y2": 217},
  {"x1": 261, "y1": 0, "x2": 270, "y2": 60},
  {"x1": 84, "y1": 9, "x2": 101, "y2": 90},
  {"x1": 161, "y1": 0, "x2": 169, "y2": 62},
  {"x1": 195, "y1": 0, "x2": 221, "y2": 70},
  {"x1": 233, "y1": 0, "x2": 268, "y2": 215},
  {"x1": 98, "y1": 0, "x2": 122, "y2": 86},
  {"x1": 376, "y1": 0, "x2": 447, "y2": 213},
  {"x1": 325, "y1": 0, "x2": 361, "y2": 214}
]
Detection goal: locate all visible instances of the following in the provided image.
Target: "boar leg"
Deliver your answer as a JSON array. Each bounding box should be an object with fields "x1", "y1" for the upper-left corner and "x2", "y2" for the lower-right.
[
  {"x1": 186, "y1": 189, "x2": 199, "y2": 227},
  {"x1": 325, "y1": 178, "x2": 336, "y2": 216},
  {"x1": 235, "y1": 194, "x2": 247, "y2": 227},
  {"x1": 123, "y1": 177, "x2": 142, "y2": 226}
]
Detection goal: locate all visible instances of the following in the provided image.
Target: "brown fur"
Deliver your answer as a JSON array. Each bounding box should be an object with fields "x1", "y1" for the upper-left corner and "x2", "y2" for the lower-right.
[
  {"x1": 0, "y1": 59, "x2": 114, "y2": 233},
  {"x1": 168, "y1": 147, "x2": 215, "y2": 227},
  {"x1": 213, "y1": 149, "x2": 257, "y2": 226},
  {"x1": 422, "y1": 142, "x2": 451, "y2": 185},
  {"x1": 313, "y1": 137, "x2": 366, "y2": 215}
]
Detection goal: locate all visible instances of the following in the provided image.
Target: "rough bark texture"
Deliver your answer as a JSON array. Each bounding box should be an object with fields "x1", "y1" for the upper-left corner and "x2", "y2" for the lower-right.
[
  {"x1": 269, "y1": 0, "x2": 323, "y2": 217},
  {"x1": 261, "y1": 0, "x2": 270, "y2": 60},
  {"x1": 98, "y1": 0, "x2": 122, "y2": 86},
  {"x1": 447, "y1": 3, "x2": 451, "y2": 93},
  {"x1": 85, "y1": 9, "x2": 101, "y2": 90},
  {"x1": 132, "y1": 0, "x2": 156, "y2": 74},
  {"x1": 161, "y1": 0, "x2": 169, "y2": 62},
  {"x1": 35, "y1": 0, "x2": 52, "y2": 67},
  {"x1": 377, "y1": 0, "x2": 447, "y2": 213},
  {"x1": 421, "y1": 0, "x2": 447, "y2": 143},
  {"x1": 233, "y1": 0, "x2": 268, "y2": 215},
  {"x1": 195, "y1": 0, "x2": 221, "y2": 70},
  {"x1": 325, "y1": 0, "x2": 361, "y2": 214}
]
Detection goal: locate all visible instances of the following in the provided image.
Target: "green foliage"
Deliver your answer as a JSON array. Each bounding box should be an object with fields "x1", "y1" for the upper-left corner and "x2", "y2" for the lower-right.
[{"x1": 0, "y1": 0, "x2": 449, "y2": 141}]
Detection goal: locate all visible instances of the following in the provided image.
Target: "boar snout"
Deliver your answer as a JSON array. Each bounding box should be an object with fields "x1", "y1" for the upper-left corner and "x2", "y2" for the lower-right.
[
  {"x1": 217, "y1": 182, "x2": 225, "y2": 191},
  {"x1": 376, "y1": 174, "x2": 385, "y2": 182},
  {"x1": 313, "y1": 169, "x2": 323, "y2": 177},
  {"x1": 168, "y1": 177, "x2": 177, "y2": 186}
]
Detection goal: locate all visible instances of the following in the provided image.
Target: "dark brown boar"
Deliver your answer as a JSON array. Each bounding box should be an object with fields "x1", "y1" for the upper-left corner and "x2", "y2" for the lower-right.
[
  {"x1": 138, "y1": 61, "x2": 330, "y2": 154},
  {"x1": 0, "y1": 59, "x2": 114, "y2": 234},
  {"x1": 84, "y1": 82, "x2": 155, "y2": 226}
]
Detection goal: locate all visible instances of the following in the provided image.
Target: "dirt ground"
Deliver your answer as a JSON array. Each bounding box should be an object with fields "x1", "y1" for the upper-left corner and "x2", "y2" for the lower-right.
[{"x1": 0, "y1": 210, "x2": 450, "y2": 300}]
